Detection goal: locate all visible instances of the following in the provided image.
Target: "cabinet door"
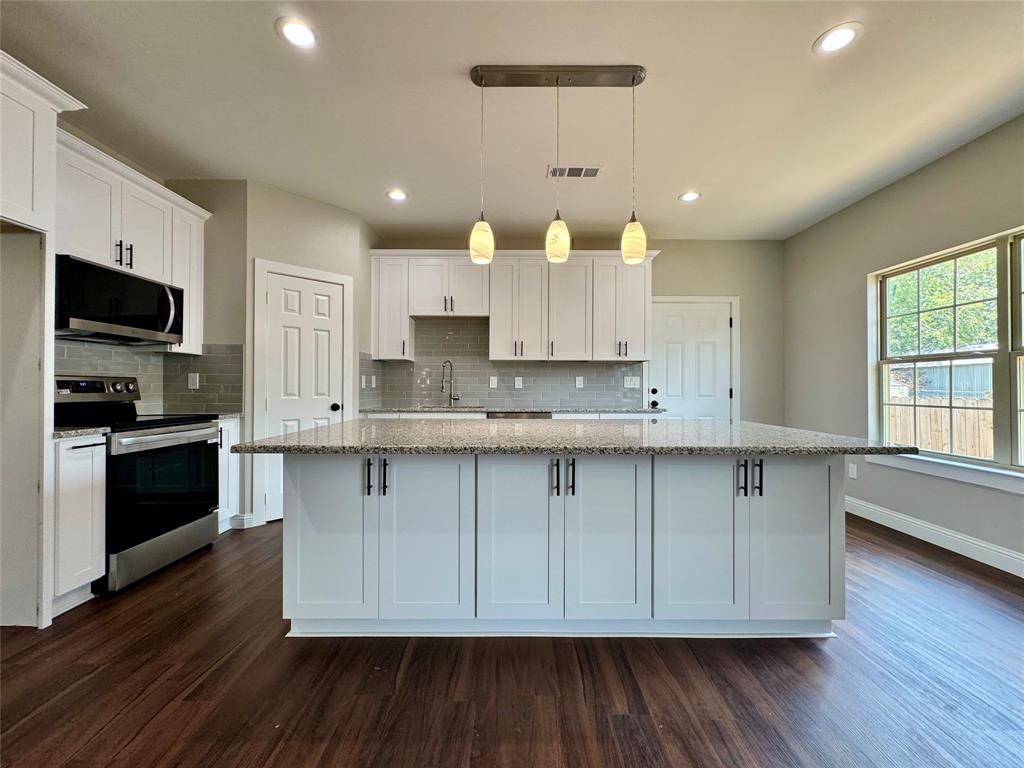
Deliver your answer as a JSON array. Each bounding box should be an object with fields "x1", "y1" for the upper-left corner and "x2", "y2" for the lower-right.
[
  {"x1": 56, "y1": 147, "x2": 122, "y2": 267},
  {"x1": 377, "y1": 257, "x2": 412, "y2": 359},
  {"x1": 122, "y1": 179, "x2": 172, "y2": 282},
  {"x1": 448, "y1": 260, "x2": 489, "y2": 316},
  {"x1": 565, "y1": 455, "x2": 652, "y2": 619},
  {"x1": 55, "y1": 440, "x2": 106, "y2": 596},
  {"x1": 592, "y1": 259, "x2": 620, "y2": 360},
  {"x1": 477, "y1": 456, "x2": 564, "y2": 619},
  {"x1": 749, "y1": 458, "x2": 839, "y2": 620},
  {"x1": 1, "y1": 78, "x2": 57, "y2": 231},
  {"x1": 170, "y1": 207, "x2": 203, "y2": 354},
  {"x1": 283, "y1": 455, "x2": 379, "y2": 619},
  {"x1": 618, "y1": 261, "x2": 649, "y2": 360},
  {"x1": 408, "y1": 257, "x2": 449, "y2": 315},
  {"x1": 488, "y1": 260, "x2": 517, "y2": 360},
  {"x1": 217, "y1": 419, "x2": 239, "y2": 531},
  {"x1": 549, "y1": 259, "x2": 592, "y2": 360},
  {"x1": 379, "y1": 455, "x2": 475, "y2": 619},
  {"x1": 653, "y1": 457, "x2": 749, "y2": 619},
  {"x1": 517, "y1": 258, "x2": 548, "y2": 360}
]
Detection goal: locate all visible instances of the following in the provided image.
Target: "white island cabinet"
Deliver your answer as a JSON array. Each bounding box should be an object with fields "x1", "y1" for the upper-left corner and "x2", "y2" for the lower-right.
[{"x1": 240, "y1": 417, "x2": 913, "y2": 638}]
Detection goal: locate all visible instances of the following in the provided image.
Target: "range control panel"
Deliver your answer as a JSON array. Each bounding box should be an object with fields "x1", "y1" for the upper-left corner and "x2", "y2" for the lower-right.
[{"x1": 55, "y1": 375, "x2": 141, "y2": 402}]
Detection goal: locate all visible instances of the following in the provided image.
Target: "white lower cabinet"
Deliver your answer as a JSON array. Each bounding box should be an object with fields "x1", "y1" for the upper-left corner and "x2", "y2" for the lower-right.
[
  {"x1": 564, "y1": 455, "x2": 652, "y2": 619},
  {"x1": 55, "y1": 437, "x2": 106, "y2": 596},
  {"x1": 284, "y1": 455, "x2": 379, "y2": 619},
  {"x1": 749, "y1": 457, "x2": 841, "y2": 620},
  {"x1": 654, "y1": 457, "x2": 749, "y2": 619},
  {"x1": 379, "y1": 455, "x2": 475, "y2": 619},
  {"x1": 477, "y1": 455, "x2": 564, "y2": 619},
  {"x1": 217, "y1": 418, "x2": 240, "y2": 532}
]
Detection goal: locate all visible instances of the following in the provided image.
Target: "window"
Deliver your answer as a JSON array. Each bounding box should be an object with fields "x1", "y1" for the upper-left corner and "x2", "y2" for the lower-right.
[{"x1": 880, "y1": 233, "x2": 1022, "y2": 468}]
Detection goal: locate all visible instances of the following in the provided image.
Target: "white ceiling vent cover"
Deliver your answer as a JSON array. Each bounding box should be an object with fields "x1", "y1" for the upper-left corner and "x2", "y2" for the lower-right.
[{"x1": 547, "y1": 165, "x2": 603, "y2": 178}]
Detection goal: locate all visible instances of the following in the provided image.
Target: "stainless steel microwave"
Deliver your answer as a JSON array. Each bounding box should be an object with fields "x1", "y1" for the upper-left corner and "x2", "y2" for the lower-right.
[{"x1": 55, "y1": 254, "x2": 184, "y2": 345}]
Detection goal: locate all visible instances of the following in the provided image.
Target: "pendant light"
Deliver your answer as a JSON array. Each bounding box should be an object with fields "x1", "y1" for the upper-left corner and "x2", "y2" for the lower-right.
[
  {"x1": 545, "y1": 78, "x2": 570, "y2": 264},
  {"x1": 621, "y1": 77, "x2": 646, "y2": 265},
  {"x1": 469, "y1": 78, "x2": 495, "y2": 264}
]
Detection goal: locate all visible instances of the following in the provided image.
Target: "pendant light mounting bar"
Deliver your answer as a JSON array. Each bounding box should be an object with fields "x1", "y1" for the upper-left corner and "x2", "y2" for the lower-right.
[{"x1": 471, "y1": 65, "x2": 645, "y2": 88}]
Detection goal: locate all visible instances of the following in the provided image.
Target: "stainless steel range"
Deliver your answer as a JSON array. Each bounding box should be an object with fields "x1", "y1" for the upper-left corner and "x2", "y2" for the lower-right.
[{"x1": 54, "y1": 375, "x2": 219, "y2": 591}]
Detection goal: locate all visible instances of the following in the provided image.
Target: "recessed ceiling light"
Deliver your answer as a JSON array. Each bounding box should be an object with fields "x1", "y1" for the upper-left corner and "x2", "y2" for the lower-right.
[
  {"x1": 387, "y1": 189, "x2": 408, "y2": 202},
  {"x1": 678, "y1": 191, "x2": 701, "y2": 203},
  {"x1": 275, "y1": 17, "x2": 316, "y2": 48},
  {"x1": 813, "y1": 22, "x2": 863, "y2": 54}
]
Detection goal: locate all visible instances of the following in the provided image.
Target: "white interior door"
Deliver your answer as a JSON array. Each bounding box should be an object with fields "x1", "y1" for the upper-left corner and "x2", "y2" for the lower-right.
[
  {"x1": 650, "y1": 301, "x2": 733, "y2": 417},
  {"x1": 263, "y1": 271, "x2": 345, "y2": 521}
]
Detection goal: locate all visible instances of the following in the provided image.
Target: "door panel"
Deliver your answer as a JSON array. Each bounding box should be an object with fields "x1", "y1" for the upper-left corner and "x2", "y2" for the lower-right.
[
  {"x1": 56, "y1": 148, "x2": 122, "y2": 267},
  {"x1": 477, "y1": 456, "x2": 564, "y2": 619},
  {"x1": 654, "y1": 457, "x2": 749, "y2": 619},
  {"x1": 283, "y1": 455, "x2": 378, "y2": 618},
  {"x1": 264, "y1": 271, "x2": 345, "y2": 521},
  {"x1": 449, "y1": 261, "x2": 489, "y2": 316},
  {"x1": 517, "y1": 258, "x2": 548, "y2": 360},
  {"x1": 379, "y1": 455, "x2": 475, "y2": 618},
  {"x1": 549, "y1": 259, "x2": 592, "y2": 360},
  {"x1": 749, "y1": 459, "x2": 836, "y2": 619},
  {"x1": 650, "y1": 302, "x2": 732, "y2": 417},
  {"x1": 488, "y1": 261, "x2": 517, "y2": 360},
  {"x1": 408, "y1": 258, "x2": 448, "y2": 315},
  {"x1": 565, "y1": 455, "x2": 652, "y2": 619},
  {"x1": 122, "y1": 180, "x2": 171, "y2": 282}
]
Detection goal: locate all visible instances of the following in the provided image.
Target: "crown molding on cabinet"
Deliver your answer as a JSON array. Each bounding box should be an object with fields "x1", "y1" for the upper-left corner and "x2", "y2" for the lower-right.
[{"x1": 0, "y1": 51, "x2": 86, "y2": 114}]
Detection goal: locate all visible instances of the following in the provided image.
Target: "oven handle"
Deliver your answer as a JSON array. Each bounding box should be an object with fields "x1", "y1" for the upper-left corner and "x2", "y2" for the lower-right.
[{"x1": 110, "y1": 425, "x2": 219, "y2": 455}]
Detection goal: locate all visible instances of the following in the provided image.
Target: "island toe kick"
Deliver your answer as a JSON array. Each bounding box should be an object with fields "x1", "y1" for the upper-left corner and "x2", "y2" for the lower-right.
[{"x1": 282, "y1": 453, "x2": 846, "y2": 638}]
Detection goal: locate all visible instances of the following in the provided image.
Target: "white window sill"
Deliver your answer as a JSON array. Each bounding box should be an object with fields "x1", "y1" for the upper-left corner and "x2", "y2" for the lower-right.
[{"x1": 866, "y1": 453, "x2": 1024, "y2": 495}]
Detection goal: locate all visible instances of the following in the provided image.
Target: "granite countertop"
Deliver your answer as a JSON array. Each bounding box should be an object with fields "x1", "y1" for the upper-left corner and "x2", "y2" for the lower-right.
[
  {"x1": 361, "y1": 406, "x2": 664, "y2": 414},
  {"x1": 54, "y1": 426, "x2": 110, "y2": 439},
  {"x1": 233, "y1": 417, "x2": 918, "y2": 457}
]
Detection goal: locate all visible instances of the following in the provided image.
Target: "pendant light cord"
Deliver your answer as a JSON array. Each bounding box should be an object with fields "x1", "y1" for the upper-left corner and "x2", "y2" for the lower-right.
[
  {"x1": 631, "y1": 76, "x2": 637, "y2": 215},
  {"x1": 479, "y1": 78, "x2": 485, "y2": 217},
  {"x1": 555, "y1": 77, "x2": 560, "y2": 215}
]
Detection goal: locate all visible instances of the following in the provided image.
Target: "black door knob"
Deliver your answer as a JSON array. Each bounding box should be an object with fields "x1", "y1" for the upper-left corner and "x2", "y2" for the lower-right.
[
  {"x1": 650, "y1": 387, "x2": 658, "y2": 394},
  {"x1": 330, "y1": 403, "x2": 341, "y2": 412},
  {"x1": 650, "y1": 400, "x2": 659, "y2": 408}
]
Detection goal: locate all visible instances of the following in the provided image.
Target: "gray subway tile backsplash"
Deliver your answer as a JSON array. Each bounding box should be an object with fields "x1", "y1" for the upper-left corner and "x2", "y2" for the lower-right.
[
  {"x1": 378, "y1": 317, "x2": 643, "y2": 409},
  {"x1": 55, "y1": 339, "x2": 167, "y2": 415}
]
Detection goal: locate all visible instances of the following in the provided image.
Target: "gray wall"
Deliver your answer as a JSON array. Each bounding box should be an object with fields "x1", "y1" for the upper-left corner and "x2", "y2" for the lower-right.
[
  {"x1": 783, "y1": 114, "x2": 1024, "y2": 553},
  {"x1": 650, "y1": 239, "x2": 785, "y2": 424},
  {"x1": 378, "y1": 317, "x2": 643, "y2": 409}
]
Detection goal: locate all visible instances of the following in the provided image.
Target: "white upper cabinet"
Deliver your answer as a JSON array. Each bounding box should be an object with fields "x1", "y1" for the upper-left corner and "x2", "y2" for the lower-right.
[
  {"x1": 122, "y1": 178, "x2": 172, "y2": 282},
  {"x1": 593, "y1": 258, "x2": 651, "y2": 361},
  {"x1": 56, "y1": 148, "x2": 122, "y2": 266},
  {"x1": 171, "y1": 207, "x2": 204, "y2": 354},
  {"x1": 548, "y1": 258, "x2": 592, "y2": 360},
  {"x1": 373, "y1": 256, "x2": 413, "y2": 360},
  {"x1": 489, "y1": 257, "x2": 548, "y2": 360},
  {"x1": 408, "y1": 256, "x2": 489, "y2": 317},
  {"x1": 0, "y1": 52, "x2": 84, "y2": 232}
]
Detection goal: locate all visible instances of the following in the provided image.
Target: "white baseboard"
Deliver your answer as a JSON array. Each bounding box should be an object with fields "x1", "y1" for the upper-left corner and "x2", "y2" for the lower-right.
[
  {"x1": 229, "y1": 514, "x2": 263, "y2": 529},
  {"x1": 52, "y1": 584, "x2": 94, "y2": 618},
  {"x1": 846, "y1": 496, "x2": 1024, "y2": 578}
]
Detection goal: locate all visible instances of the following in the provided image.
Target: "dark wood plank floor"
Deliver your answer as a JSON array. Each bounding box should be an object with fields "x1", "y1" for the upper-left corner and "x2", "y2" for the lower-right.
[{"x1": 2, "y1": 515, "x2": 1022, "y2": 768}]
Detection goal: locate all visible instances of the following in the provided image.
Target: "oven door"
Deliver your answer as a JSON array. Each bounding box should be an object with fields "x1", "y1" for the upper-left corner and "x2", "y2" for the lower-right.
[{"x1": 107, "y1": 423, "x2": 219, "y2": 554}]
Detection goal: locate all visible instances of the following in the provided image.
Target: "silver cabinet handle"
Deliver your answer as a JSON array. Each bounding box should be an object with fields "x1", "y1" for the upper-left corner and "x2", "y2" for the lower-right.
[{"x1": 753, "y1": 458, "x2": 764, "y2": 496}]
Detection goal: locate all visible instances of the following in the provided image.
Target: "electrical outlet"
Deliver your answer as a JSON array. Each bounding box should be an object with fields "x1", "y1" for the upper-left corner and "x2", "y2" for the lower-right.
[
  {"x1": 361, "y1": 375, "x2": 366, "y2": 389},
  {"x1": 489, "y1": 376, "x2": 498, "y2": 389},
  {"x1": 514, "y1": 376, "x2": 523, "y2": 389},
  {"x1": 624, "y1": 376, "x2": 640, "y2": 389},
  {"x1": 576, "y1": 376, "x2": 584, "y2": 389},
  {"x1": 187, "y1": 372, "x2": 200, "y2": 390},
  {"x1": 848, "y1": 463, "x2": 858, "y2": 480},
  {"x1": 371, "y1": 375, "x2": 376, "y2": 388}
]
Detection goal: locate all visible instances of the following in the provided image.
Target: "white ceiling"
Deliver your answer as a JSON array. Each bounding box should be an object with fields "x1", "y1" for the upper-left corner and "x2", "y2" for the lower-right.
[{"x1": 2, "y1": 2, "x2": 1022, "y2": 241}]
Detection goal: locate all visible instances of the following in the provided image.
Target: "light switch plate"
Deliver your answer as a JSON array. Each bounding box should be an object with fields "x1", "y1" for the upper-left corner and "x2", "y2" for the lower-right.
[
  {"x1": 489, "y1": 376, "x2": 498, "y2": 389},
  {"x1": 514, "y1": 376, "x2": 523, "y2": 389},
  {"x1": 848, "y1": 463, "x2": 858, "y2": 480},
  {"x1": 187, "y1": 372, "x2": 200, "y2": 390},
  {"x1": 576, "y1": 376, "x2": 584, "y2": 388},
  {"x1": 361, "y1": 375, "x2": 366, "y2": 389},
  {"x1": 624, "y1": 376, "x2": 640, "y2": 389}
]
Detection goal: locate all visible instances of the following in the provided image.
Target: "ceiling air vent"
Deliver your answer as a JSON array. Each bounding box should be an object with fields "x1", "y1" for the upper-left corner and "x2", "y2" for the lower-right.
[{"x1": 547, "y1": 165, "x2": 602, "y2": 179}]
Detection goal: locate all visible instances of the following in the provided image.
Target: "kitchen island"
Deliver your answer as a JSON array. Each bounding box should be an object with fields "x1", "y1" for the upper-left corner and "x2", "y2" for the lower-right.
[{"x1": 234, "y1": 418, "x2": 916, "y2": 638}]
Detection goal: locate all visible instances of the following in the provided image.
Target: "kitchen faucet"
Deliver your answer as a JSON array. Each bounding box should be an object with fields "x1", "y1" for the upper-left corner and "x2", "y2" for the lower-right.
[{"x1": 440, "y1": 359, "x2": 460, "y2": 407}]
